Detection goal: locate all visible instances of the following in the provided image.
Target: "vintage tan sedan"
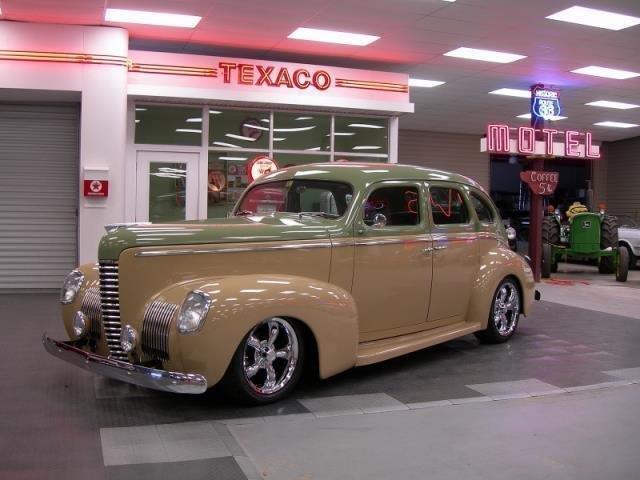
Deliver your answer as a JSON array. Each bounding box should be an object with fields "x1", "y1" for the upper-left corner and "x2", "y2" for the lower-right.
[{"x1": 45, "y1": 163, "x2": 538, "y2": 404}]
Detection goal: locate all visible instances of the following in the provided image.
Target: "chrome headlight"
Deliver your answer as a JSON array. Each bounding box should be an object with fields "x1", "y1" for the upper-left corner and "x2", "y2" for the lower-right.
[
  {"x1": 72, "y1": 311, "x2": 88, "y2": 338},
  {"x1": 177, "y1": 290, "x2": 212, "y2": 334},
  {"x1": 506, "y1": 226, "x2": 517, "y2": 241},
  {"x1": 60, "y1": 270, "x2": 84, "y2": 305},
  {"x1": 120, "y1": 324, "x2": 138, "y2": 353}
]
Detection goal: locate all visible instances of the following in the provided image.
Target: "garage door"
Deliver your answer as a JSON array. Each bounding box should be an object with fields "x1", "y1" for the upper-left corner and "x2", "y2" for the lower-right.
[{"x1": 0, "y1": 104, "x2": 79, "y2": 291}]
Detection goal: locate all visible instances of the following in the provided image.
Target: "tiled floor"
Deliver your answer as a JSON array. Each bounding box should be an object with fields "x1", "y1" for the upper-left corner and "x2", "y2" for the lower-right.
[{"x1": 2, "y1": 290, "x2": 640, "y2": 479}]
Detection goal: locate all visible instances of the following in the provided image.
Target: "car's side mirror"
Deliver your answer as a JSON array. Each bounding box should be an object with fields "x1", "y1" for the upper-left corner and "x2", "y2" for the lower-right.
[{"x1": 372, "y1": 213, "x2": 387, "y2": 229}]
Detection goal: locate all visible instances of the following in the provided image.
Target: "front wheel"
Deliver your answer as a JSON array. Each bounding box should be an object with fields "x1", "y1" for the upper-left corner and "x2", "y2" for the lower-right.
[
  {"x1": 616, "y1": 247, "x2": 629, "y2": 282},
  {"x1": 622, "y1": 244, "x2": 637, "y2": 270},
  {"x1": 223, "y1": 317, "x2": 304, "y2": 404},
  {"x1": 475, "y1": 278, "x2": 521, "y2": 344}
]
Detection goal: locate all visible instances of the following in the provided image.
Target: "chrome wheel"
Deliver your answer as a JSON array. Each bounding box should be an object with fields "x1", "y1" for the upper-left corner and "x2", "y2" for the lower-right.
[
  {"x1": 242, "y1": 317, "x2": 299, "y2": 395},
  {"x1": 493, "y1": 281, "x2": 520, "y2": 336}
]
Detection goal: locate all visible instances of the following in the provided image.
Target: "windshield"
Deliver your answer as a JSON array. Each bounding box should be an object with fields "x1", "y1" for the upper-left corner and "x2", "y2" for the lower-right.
[{"x1": 236, "y1": 179, "x2": 353, "y2": 217}]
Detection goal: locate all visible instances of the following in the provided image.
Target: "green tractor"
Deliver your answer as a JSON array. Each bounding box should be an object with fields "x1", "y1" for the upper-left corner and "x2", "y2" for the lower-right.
[{"x1": 542, "y1": 211, "x2": 628, "y2": 282}]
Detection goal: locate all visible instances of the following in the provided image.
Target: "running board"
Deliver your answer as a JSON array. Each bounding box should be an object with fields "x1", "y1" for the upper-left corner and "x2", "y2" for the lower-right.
[{"x1": 356, "y1": 322, "x2": 482, "y2": 366}]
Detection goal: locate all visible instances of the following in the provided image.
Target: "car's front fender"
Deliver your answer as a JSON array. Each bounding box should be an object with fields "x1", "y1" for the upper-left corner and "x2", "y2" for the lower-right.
[{"x1": 155, "y1": 274, "x2": 359, "y2": 388}]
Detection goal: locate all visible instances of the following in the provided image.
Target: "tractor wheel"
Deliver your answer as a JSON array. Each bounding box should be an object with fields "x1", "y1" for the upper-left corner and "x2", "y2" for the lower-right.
[
  {"x1": 542, "y1": 243, "x2": 552, "y2": 278},
  {"x1": 542, "y1": 216, "x2": 560, "y2": 245},
  {"x1": 599, "y1": 215, "x2": 619, "y2": 274},
  {"x1": 616, "y1": 246, "x2": 629, "y2": 282}
]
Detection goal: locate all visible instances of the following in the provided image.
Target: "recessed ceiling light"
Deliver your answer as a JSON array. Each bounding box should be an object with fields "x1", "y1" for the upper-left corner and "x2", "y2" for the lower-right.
[
  {"x1": 571, "y1": 66, "x2": 640, "y2": 80},
  {"x1": 517, "y1": 113, "x2": 567, "y2": 120},
  {"x1": 489, "y1": 88, "x2": 531, "y2": 98},
  {"x1": 288, "y1": 27, "x2": 379, "y2": 46},
  {"x1": 408, "y1": 78, "x2": 446, "y2": 88},
  {"x1": 105, "y1": 8, "x2": 201, "y2": 28},
  {"x1": 348, "y1": 123, "x2": 385, "y2": 129},
  {"x1": 212, "y1": 141, "x2": 240, "y2": 148},
  {"x1": 594, "y1": 121, "x2": 639, "y2": 128},
  {"x1": 585, "y1": 100, "x2": 640, "y2": 110},
  {"x1": 226, "y1": 133, "x2": 257, "y2": 142},
  {"x1": 444, "y1": 47, "x2": 526, "y2": 63},
  {"x1": 546, "y1": 6, "x2": 640, "y2": 31},
  {"x1": 242, "y1": 123, "x2": 269, "y2": 131},
  {"x1": 274, "y1": 126, "x2": 316, "y2": 132}
]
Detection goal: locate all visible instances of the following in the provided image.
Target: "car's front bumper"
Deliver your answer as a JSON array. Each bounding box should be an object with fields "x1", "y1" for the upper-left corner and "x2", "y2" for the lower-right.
[{"x1": 43, "y1": 335, "x2": 207, "y2": 394}]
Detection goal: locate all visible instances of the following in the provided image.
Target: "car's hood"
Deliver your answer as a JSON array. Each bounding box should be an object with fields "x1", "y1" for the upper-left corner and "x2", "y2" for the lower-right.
[{"x1": 98, "y1": 215, "x2": 335, "y2": 261}]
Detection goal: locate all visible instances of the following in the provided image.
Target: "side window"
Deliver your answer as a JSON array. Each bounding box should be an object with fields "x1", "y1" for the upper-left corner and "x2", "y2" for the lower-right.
[
  {"x1": 429, "y1": 186, "x2": 470, "y2": 225},
  {"x1": 364, "y1": 186, "x2": 420, "y2": 227},
  {"x1": 470, "y1": 192, "x2": 495, "y2": 223}
]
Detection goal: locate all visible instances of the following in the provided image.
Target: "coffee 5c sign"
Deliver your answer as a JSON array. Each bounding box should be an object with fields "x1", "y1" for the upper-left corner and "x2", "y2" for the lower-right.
[{"x1": 519, "y1": 170, "x2": 559, "y2": 196}]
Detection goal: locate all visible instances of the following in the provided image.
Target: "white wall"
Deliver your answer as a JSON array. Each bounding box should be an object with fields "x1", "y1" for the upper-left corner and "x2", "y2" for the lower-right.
[
  {"x1": 0, "y1": 22, "x2": 129, "y2": 263},
  {"x1": 398, "y1": 129, "x2": 490, "y2": 189}
]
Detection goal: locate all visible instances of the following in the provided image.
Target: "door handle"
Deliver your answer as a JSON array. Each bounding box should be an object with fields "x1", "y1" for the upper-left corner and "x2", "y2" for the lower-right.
[{"x1": 434, "y1": 245, "x2": 447, "y2": 251}]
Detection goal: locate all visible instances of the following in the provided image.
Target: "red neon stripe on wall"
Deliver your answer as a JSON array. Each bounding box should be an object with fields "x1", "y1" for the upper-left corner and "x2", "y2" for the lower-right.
[
  {"x1": 335, "y1": 78, "x2": 409, "y2": 93},
  {"x1": 0, "y1": 50, "x2": 128, "y2": 67},
  {"x1": 129, "y1": 63, "x2": 217, "y2": 77}
]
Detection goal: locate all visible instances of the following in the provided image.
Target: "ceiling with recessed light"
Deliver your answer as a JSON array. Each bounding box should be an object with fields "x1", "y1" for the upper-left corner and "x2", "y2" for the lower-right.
[{"x1": 0, "y1": 0, "x2": 639, "y2": 141}]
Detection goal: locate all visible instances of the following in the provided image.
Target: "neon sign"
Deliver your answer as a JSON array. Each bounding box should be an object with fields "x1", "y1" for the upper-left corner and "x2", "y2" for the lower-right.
[
  {"x1": 484, "y1": 124, "x2": 600, "y2": 159},
  {"x1": 218, "y1": 62, "x2": 331, "y2": 90},
  {"x1": 531, "y1": 86, "x2": 561, "y2": 121}
]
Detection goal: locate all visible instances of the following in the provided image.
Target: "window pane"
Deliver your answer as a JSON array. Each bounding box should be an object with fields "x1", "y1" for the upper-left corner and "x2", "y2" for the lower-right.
[
  {"x1": 364, "y1": 186, "x2": 420, "y2": 226},
  {"x1": 470, "y1": 193, "x2": 495, "y2": 223},
  {"x1": 430, "y1": 187, "x2": 470, "y2": 225},
  {"x1": 272, "y1": 153, "x2": 330, "y2": 168},
  {"x1": 334, "y1": 116, "x2": 388, "y2": 155},
  {"x1": 272, "y1": 113, "x2": 330, "y2": 151},
  {"x1": 207, "y1": 152, "x2": 258, "y2": 218},
  {"x1": 135, "y1": 106, "x2": 202, "y2": 146},
  {"x1": 209, "y1": 109, "x2": 269, "y2": 150},
  {"x1": 238, "y1": 180, "x2": 353, "y2": 216},
  {"x1": 149, "y1": 162, "x2": 186, "y2": 222}
]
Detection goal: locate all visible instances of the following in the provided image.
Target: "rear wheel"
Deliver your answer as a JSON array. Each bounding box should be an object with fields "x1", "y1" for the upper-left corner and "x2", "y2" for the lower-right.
[
  {"x1": 475, "y1": 278, "x2": 521, "y2": 344},
  {"x1": 616, "y1": 247, "x2": 629, "y2": 282},
  {"x1": 542, "y1": 216, "x2": 560, "y2": 245},
  {"x1": 599, "y1": 215, "x2": 618, "y2": 274},
  {"x1": 223, "y1": 317, "x2": 304, "y2": 404}
]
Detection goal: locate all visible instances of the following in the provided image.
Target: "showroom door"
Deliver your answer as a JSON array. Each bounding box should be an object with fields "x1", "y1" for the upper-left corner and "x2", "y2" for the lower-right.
[
  {"x1": 135, "y1": 151, "x2": 199, "y2": 222},
  {"x1": 0, "y1": 104, "x2": 79, "y2": 291}
]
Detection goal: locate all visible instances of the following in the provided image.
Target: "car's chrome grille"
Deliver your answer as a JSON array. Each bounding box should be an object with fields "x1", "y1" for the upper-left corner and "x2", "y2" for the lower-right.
[
  {"x1": 98, "y1": 261, "x2": 127, "y2": 360},
  {"x1": 141, "y1": 300, "x2": 178, "y2": 361},
  {"x1": 81, "y1": 286, "x2": 102, "y2": 339}
]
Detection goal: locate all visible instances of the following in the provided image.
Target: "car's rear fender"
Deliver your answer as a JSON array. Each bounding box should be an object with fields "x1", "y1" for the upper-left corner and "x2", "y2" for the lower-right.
[{"x1": 467, "y1": 248, "x2": 535, "y2": 329}]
